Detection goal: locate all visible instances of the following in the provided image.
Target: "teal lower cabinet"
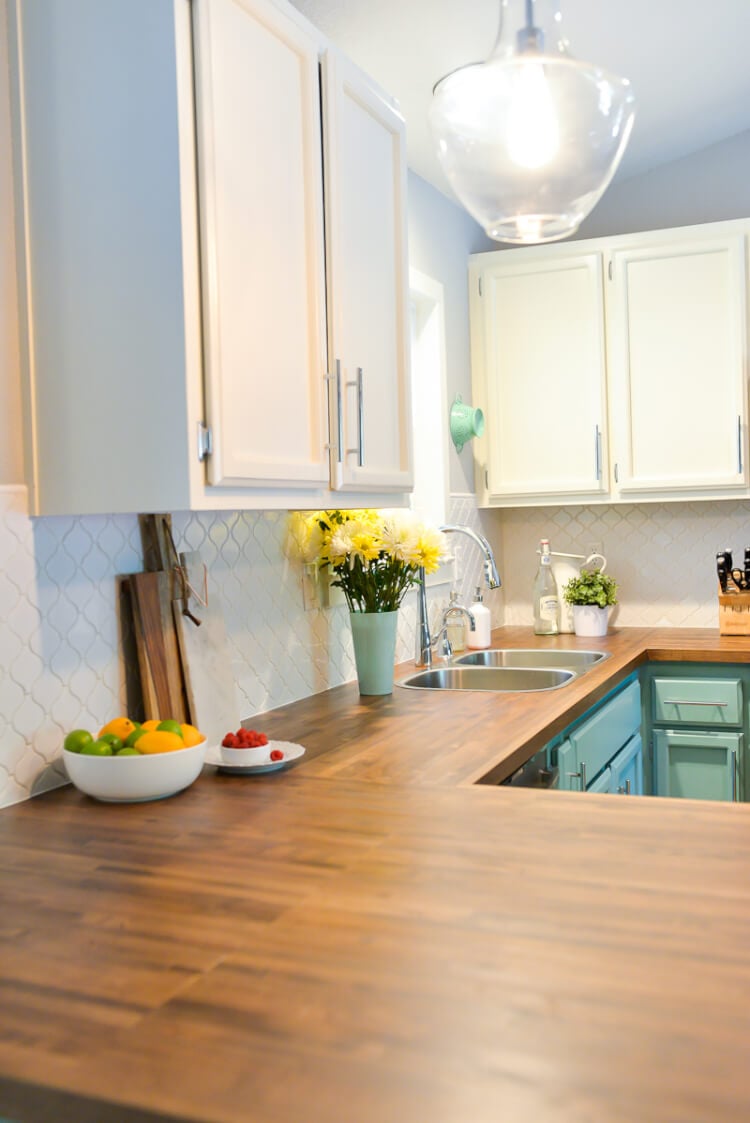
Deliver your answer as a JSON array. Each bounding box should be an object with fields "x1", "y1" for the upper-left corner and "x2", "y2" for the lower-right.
[
  {"x1": 610, "y1": 732, "x2": 644, "y2": 796},
  {"x1": 554, "y1": 677, "x2": 642, "y2": 795},
  {"x1": 653, "y1": 729, "x2": 741, "y2": 801},
  {"x1": 641, "y1": 662, "x2": 748, "y2": 802}
]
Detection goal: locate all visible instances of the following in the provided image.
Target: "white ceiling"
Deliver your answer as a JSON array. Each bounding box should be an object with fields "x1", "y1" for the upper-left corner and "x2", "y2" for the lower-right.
[{"x1": 290, "y1": 0, "x2": 750, "y2": 201}]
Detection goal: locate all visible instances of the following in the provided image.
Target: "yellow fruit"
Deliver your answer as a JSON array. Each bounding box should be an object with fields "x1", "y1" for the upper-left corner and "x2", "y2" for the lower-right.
[
  {"x1": 180, "y1": 723, "x2": 204, "y2": 747},
  {"x1": 141, "y1": 719, "x2": 161, "y2": 732},
  {"x1": 136, "y1": 730, "x2": 186, "y2": 754},
  {"x1": 98, "y1": 717, "x2": 137, "y2": 741}
]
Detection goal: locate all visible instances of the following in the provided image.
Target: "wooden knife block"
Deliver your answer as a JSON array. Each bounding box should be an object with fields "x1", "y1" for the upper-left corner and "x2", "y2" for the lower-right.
[{"x1": 718, "y1": 585, "x2": 750, "y2": 635}]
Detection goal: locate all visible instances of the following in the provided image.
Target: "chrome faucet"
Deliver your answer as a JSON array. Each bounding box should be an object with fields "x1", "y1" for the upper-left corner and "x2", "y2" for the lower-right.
[{"x1": 415, "y1": 524, "x2": 502, "y2": 668}]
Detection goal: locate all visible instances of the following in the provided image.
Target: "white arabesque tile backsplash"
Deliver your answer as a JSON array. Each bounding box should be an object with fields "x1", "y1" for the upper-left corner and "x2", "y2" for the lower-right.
[
  {"x1": 0, "y1": 492, "x2": 490, "y2": 807},
  {"x1": 3, "y1": 490, "x2": 744, "y2": 808}
]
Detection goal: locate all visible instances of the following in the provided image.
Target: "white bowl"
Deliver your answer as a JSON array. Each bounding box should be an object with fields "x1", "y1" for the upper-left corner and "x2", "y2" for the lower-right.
[
  {"x1": 219, "y1": 742, "x2": 274, "y2": 767},
  {"x1": 63, "y1": 740, "x2": 207, "y2": 802}
]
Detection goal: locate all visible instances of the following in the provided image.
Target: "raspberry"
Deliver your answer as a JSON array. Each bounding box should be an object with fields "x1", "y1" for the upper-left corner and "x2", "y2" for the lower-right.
[{"x1": 269, "y1": 749, "x2": 284, "y2": 762}]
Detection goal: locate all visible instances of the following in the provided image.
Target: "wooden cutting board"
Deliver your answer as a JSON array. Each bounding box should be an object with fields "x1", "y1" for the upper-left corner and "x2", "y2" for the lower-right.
[
  {"x1": 172, "y1": 551, "x2": 241, "y2": 745},
  {"x1": 128, "y1": 569, "x2": 189, "y2": 722}
]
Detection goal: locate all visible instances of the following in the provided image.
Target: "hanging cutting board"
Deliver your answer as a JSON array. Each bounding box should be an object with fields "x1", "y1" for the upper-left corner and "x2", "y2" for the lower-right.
[
  {"x1": 172, "y1": 551, "x2": 241, "y2": 745},
  {"x1": 128, "y1": 569, "x2": 189, "y2": 722}
]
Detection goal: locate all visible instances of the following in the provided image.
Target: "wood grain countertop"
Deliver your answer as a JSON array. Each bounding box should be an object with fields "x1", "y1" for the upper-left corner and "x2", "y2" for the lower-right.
[{"x1": 2, "y1": 625, "x2": 750, "y2": 1122}]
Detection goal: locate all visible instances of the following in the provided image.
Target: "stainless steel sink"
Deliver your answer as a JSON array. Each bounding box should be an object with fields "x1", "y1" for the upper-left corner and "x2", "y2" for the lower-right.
[
  {"x1": 455, "y1": 649, "x2": 608, "y2": 674},
  {"x1": 398, "y1": 666, "x2": 575, "y2": 693}
]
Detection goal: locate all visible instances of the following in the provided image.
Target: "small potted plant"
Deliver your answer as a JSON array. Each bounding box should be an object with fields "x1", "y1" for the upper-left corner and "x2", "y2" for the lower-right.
[{"x1": 562, "y1": 567, "x2": 618, "y2": 637}]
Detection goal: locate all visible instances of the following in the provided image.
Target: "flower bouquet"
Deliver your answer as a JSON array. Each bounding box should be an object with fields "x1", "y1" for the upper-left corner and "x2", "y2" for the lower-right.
[{"x1": 287, "y1": 509, "x2": 445, "y2": 693}]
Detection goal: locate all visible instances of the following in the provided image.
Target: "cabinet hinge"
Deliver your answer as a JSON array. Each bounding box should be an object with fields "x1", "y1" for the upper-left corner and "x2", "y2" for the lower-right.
[
  {"x1": 608, "y1": 260, "x2": 613, "y2": 281},
  {"x1": 478, "y1": 276, "x2": 483, "y2": 296},
  {"x1": 197, "y1": 421, "x2": 213, "y2": 462},
  {"x1": 485, "y1": 468, "x2": 489, "y2": 489}
]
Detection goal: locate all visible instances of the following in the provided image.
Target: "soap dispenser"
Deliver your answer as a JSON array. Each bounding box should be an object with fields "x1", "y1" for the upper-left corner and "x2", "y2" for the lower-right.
[
  {"x1": 466, "y1": 586, "x2": 491, "y2": 649},
  {"x1": 444, "y1": 591, "x2": 468, "y2": 652}
]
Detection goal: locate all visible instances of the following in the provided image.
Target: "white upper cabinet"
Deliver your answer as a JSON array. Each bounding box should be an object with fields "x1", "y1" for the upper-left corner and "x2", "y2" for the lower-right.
[
  {"x1": 321, "y1": 51, "x2": 412, "y2": 493},
  {"x1": 8, "y1": 0, "x2": 412, "y2": 515},
  {"x1": 607, "y1": 235, "x2": 748, "y2": 495},
  {"x1": 193, "y1": 0, "x2": 329, "y2": 491},
  {"x1": 470, "y1": 219, "x2": 750, "y2": 508},
  {"x1": 470, "y1": 251, "x2": 608, "y2": 503}
]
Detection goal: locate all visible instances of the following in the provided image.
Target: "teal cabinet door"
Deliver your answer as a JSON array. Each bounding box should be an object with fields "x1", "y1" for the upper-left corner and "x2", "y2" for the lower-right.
[
  {"x1": 610, "y1": 733, "x2": 644, "y2": 796},
  {"x1": 587, "y1": 767, "x2": 613, "y2": 794},
  {"x1": 556, "y1": 738, "x2": 579, "y2": 791},
  {"x1": 654, "y1": 730, "x2": 740, "y2": 801}
]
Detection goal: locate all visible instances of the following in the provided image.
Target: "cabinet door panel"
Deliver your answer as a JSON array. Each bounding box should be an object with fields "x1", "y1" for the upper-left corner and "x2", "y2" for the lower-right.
[
  {"x1": 480, "y1": 254, "x2": 608, "y2": 499},
  {"x1": 609, "y1": 236, "x2": 747, "y2": 493},
  {"x1": 654, "y1": 730, "x2": 740, "y2": 801},
  {"x1": 587, "y1": 767, "x2": 613, "y2": 794},
  {"x1": 194, "y1": 0, "x2": 329, "y2": 488},
  {"x1": 610, "y1": 733, "x2": 644, "y2": 796},
  {"x1": 322, "y1": 51, "x2": 412, "y2": 493}
]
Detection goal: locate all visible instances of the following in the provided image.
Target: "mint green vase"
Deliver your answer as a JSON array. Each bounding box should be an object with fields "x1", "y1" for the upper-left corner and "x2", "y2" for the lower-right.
[{"x1": 349, "y1": 610, "x2": 399, "y2": 695}]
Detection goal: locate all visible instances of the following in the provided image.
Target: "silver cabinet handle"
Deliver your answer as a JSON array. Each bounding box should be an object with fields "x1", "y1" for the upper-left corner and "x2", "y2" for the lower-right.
[
  {"x1": 594, "y1": 425, "x2": 602, "y2": 481},
  {"x1": 617, "y1": 778, "x2": 632, "y2": 795},
  {"x1": 738, "y1": 415, "x2": 744, "y2": 475},
  {"x1": 346, "y1": 367, "x2": 364, "y2": 466},
  {"x1": 566, "y1": 761, "x2": 587, "y2": 792},
  {"x1": 731, "y1": 748, "x2": 738, "y2": 801},
  {"x1": 324, "y1": 359, "x2": 344, "y2": 464},
  {"x1": 663, "y1": 699, "x2": 727, "y2": 707}
]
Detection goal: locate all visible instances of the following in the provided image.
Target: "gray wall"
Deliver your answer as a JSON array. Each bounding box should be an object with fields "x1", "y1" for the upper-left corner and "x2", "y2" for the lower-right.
[
  {"x1": 406, "y1": 170, "x2": 494, "y2": 493},
  {"x1": 575, "y1": 128, "x2": 750, "y2": 240},
  {"x1": 0, "y1": 0, "x2": 23, "y2": 486}
]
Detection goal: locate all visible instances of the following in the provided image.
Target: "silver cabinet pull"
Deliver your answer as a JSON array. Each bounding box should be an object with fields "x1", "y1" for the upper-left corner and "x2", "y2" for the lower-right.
[
  {"x1": 346, "y1": 367, "x2": 364, "y2": 466},
  {"x1": 731, "y1": 748, "x2": 738, "y2": 801},
  {"x1": 738, "y1": 415, "x2": 744, "y2": 475},
  {"x1": 324, "y1": 359, "x2": 343, "y2": 464},
  {"x1": 663, "y1": 699, "x2": 727, "y2": 707},
  {"x1": 566, "y1": 761, "x2": 587, "y2": 792},
  {"x1": 594, "y1": 425, "x2": 602, "y2": 481},
  {"x1": 617, "y1": 780, "x2": 632, "y2": 795}
]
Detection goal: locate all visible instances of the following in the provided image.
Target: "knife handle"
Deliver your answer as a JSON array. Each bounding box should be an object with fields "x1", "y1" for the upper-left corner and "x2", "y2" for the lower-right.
[{"x1": 718, "y1": 564, "x2": 729, "y2": 593}]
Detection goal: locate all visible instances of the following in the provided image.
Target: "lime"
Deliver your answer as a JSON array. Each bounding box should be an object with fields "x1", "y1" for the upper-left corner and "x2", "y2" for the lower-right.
[
  {"x1": 64, "y1": 729, "x2": 94, "y2": 754},
  {"x1": 80, "y1": 740, "x2": 114, "y2": 756},
  {"x1": 115, "y1": 747, "x2": 142, "y2": 756},
  {"x1": 125, "y1": 727, "x2": 146, "y2": 748},
  {"x1": 99, "y1": 733, "x2": 123, "y2": 752},
  {"x1": 156, "y1": 719, "x2": 184, "y2": 739}
]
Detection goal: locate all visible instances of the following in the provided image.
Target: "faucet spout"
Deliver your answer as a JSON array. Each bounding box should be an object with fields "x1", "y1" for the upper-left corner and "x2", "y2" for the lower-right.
[{"x1": 439, "y1": 524, "x2": 502, "y2": 589}]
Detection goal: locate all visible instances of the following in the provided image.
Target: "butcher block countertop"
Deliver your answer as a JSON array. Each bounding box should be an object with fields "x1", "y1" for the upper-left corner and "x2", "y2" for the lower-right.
[{"x1": 2, "y1": 626, "x2": 750, "y2": 1123}]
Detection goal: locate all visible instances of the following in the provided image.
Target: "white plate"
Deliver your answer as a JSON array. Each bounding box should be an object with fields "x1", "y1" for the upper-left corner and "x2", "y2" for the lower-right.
[{"x1": 205, "y1": 741, "x2": 305, "y2": 775}]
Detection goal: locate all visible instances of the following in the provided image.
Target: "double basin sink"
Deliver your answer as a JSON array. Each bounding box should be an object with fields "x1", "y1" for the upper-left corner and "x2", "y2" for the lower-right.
[{"x1": 398, "y1": 649, "x2": 608, "y2": 693}]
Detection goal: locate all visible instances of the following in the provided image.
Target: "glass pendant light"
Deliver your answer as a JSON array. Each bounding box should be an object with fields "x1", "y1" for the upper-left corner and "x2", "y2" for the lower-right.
[{"x1": 429, "y1": 0, "x2": 636, "y2": 244}]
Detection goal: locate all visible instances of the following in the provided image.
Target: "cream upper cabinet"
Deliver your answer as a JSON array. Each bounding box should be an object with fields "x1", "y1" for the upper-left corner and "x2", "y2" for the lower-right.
[
  {"x1": 321, "y1": 51, "x2": 412, "y2": 494},
  {"x1": 607, "y1": 235, "x2": 748, "y2": 496},
  {"x1": 470, "y1": 220, "x2": 750, "y2": 508},
  {"x1": 8, "y1": 0, "x2": 411, "y2": 516},
  {"x1": 470, "y1": 251, "x2": 609, "y2": 504}
]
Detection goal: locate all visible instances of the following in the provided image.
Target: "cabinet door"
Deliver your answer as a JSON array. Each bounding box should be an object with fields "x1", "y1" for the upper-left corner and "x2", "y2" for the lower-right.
[
  {"x1": 610, "y1": 733, "x2": 644, "y2": 796},
  {"x1": 193, "y1": 0, "x2": 330, "y2": 489},
  {"x1": 321, "y1": 51, "x2": 413, "y2": 493},
  {"x1": 608, "y1": 236, "x2": 748, "y2": 494},
  {"x1": 556, "y1": 739, "x2": 579, "y2": 791},
  {"x1": 653, "y1": 730, "x2": 740, "y2": 801},
  {"x1": 587, "y1": 767, "x2": 613, "y2": 794},
  {"x1": 474, "y1": 253, "x2": 608, "y2": 501}
]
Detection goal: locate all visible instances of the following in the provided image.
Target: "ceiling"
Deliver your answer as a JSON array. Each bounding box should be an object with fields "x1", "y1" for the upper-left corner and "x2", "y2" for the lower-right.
[{"x1": 290, "y1": 0, "x2": 750, "y2": 204}]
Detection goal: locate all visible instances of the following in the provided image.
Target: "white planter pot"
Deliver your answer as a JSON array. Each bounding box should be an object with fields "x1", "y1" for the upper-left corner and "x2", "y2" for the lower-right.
[{"x1": 572, "y1": 604, "x2": 609, "y2": 637}]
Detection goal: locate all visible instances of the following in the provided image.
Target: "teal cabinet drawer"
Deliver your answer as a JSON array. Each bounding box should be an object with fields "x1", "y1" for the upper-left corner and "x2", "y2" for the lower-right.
[
  {"x1": 652, "y1": 677, "x2": 742, "y2": 726},
  {"x1": 569, "y1": 680, "x2": 641, "y2": 783}
]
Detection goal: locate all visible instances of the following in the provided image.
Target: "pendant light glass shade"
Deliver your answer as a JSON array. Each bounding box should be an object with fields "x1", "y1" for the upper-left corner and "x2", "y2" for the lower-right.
[{"x1": 429, "y1": 0, "x2": 636, "y2": 244}]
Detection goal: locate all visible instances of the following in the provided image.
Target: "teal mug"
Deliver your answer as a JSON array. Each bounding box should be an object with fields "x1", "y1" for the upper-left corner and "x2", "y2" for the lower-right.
[{"x1": 450, "y1": 394, "x2": 485, "y2": 452}]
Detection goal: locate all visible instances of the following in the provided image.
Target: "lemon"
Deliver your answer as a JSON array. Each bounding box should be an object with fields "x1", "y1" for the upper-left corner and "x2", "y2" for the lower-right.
[
  {"x1": 98, "y1": 717, "x2": 137, "y2": 741},
  {"x1": 63, "y1": 729, "x2": 93, "y2": 754},
  {"x1": 141, "y1": 719, "x2": 161, "y2": 732},
  {"x1": 180, "y1": 723, "x2": 204, "y2": 747},
  {"x1": 136, "y1": 730, "x2": 185, "y2": 755}
]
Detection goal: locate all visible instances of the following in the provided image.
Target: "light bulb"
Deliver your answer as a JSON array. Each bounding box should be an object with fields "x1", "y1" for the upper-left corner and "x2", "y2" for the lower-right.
[{"x1": 506, "y1": 61, "x2": 559, "y2": 169}]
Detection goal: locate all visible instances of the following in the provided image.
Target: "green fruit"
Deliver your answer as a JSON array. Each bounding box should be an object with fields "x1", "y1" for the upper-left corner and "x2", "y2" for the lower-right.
[
  {"x1": 125, "y1": 727, "x2": 146, "y2": 748},
  {"x1": 80, "y1": 740, "x2": 114, "y2": 756},
  {"x1": 156, "y1": 719, "x2": 184, "y2": 738},
  {"x1": 64, "y1": 729, "x2": 93, "y2": 753},
  {"x1": 115, "y1": 747, "x2": 142, "y2": 756},
  {"x1": 99, "y1": 733, "x2": 123, "y2": 752}
]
